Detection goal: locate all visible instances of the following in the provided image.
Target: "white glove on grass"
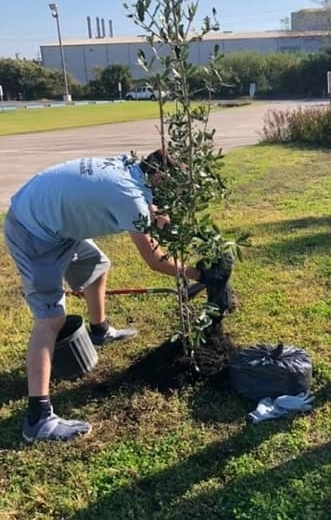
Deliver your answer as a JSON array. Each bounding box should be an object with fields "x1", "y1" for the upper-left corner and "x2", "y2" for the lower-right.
[
  {"x1": 247, "y1": 392, "x2": 315, "y2": 424},
  {"x1": 247, "y1": 397, "x2": 288, "y2": 424},
  {"x1": 274, "y1": 392, "x2": 315, "y2": 412}
]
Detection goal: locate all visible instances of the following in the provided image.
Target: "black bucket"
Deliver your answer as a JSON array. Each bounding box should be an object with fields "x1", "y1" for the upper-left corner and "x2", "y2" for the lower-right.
[{"x1": 52, "y1": 315, "x2": 98, "y2": 381}]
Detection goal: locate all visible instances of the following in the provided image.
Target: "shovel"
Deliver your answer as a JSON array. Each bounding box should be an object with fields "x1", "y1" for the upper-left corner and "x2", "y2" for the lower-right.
[{"x1": 66, "y1": 282, "x2": 206, "y2": 300}]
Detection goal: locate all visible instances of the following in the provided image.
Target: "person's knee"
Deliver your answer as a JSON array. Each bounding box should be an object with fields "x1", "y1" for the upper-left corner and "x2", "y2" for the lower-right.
[
  {"x1": 65, "y1": 255, "x2": 110, "y2": 292},
  {"x1": 32, "y1": 315, "x2": 66, "y2": 336},
  {"x1": 99, "y1": 267, "x2": 110, "y2": 279}
]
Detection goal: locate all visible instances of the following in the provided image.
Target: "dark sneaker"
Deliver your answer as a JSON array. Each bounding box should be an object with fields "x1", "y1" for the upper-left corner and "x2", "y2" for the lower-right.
[
  {"x1": 89, "y1": 325, "x2": 138, "y2": 347},
  {"x1": 23, "y1": 407, "x2": 92, "y2": 443}
]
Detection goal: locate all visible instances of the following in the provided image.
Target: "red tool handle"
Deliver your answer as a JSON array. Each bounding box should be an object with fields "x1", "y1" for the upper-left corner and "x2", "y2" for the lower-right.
[
  {"x1": 66, "y1": 282, "x2": 205, "y2": 300},
  {"x1": 66, "y1": 287, "x2": 177, "y2": 298},
  {"x1": 105, "y1": 287, "x2": 177, "y2": 296}
]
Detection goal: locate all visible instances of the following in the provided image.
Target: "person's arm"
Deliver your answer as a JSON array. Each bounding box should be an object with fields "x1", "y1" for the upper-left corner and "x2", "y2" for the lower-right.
[
  {"x1": 149, "y1": 204, "x2": 170, "y2": 229},
  {"x1": 129, "y1": 231, "x2": 201, "y2": 280}
]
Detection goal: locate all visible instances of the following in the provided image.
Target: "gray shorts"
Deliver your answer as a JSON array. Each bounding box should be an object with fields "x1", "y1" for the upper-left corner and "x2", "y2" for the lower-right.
[{"x1": 4, "y1": 210, "x2": 110, "y2": 319}]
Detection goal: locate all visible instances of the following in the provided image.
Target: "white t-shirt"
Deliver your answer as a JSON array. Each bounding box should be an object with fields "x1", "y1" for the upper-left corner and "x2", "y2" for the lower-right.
[{"x1": 11, "y1": 156, "x2": 153, "y2": 243}]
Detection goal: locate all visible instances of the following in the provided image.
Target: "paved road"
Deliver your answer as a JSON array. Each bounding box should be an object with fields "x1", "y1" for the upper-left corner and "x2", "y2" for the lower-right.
[{"x1": 0, "y1": 100, "x2": 327, "y2": 211}]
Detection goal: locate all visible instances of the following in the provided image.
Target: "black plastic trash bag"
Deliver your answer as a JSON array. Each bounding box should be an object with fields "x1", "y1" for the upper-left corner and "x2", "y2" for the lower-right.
[{"x1": 229, "y1": 342, "x2": 312, "y2": 401}]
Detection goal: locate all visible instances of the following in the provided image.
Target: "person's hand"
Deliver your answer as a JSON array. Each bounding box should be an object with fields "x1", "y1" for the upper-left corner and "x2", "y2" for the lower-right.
[
  {"x1": 198, "y1": 266, "x2": 217, "y2": 285},
  {"x1": 197, "y1": 254, "x2": 233, "y2": 285},
  {"x1": 155, "y1": 213, "x2": 170, "y2": 229},
  {"x1": 196, "y1": 254, "x2": 235, "y2": 318},
  {"x1": 150, "y1": 204, "x2": 170, "y2": 229}
]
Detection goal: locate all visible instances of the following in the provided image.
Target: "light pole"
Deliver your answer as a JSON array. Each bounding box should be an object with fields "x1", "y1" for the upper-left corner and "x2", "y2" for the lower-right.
[{"x1": 48, "y1": 3, "x2": 71, "y2": 102}]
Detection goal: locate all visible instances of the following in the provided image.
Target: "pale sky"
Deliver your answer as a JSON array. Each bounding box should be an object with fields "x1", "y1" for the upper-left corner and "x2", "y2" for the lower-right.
[{"x1": 0, "y1": 0, "x2": 321, "y2": 59}]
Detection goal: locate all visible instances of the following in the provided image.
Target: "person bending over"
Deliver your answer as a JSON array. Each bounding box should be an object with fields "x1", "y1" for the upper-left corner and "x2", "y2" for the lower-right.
[{"x1": 4, "y1": 150, "x2": 208, "y2": 443}]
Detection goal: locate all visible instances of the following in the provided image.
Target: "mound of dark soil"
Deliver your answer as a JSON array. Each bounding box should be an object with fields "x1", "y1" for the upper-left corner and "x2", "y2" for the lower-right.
[{"x1": 127, "y1": 323, "x2": 236, "y2": 392}]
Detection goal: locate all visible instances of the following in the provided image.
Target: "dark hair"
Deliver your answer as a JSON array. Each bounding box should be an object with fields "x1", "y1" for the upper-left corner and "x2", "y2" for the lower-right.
[{"x1": 139, "y1": 149, "x2": 176, "y2": 176}]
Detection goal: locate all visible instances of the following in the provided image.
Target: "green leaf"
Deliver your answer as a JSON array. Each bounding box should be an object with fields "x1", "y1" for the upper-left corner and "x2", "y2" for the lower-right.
[
  {"x1": 237, "y1": 233, "x2": 252, "y2": 246},
  {"x1": 137, "y1": 0, "x2": 145, "y2": 22},
  {"x1": 236, "y1": 245, "x2": 243, "y2": 262}
]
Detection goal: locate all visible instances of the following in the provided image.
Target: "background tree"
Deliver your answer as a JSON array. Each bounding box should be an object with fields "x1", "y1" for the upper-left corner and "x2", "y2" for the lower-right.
[
  {"x1": 299, "y1": 47, "x2": 331, "y2": 97},
  {"x1": 88, "y1": 63, "x2": 134, "y2": 100},
  {"x1": 1, "y1": 45, "x2": 330, "y2": 101},
  {"x1": 262, "y1": 52, "x2": 304, "y2": 98},
  {"x1": 0, "y1": 58, "x2": 78, "y2": 100}
]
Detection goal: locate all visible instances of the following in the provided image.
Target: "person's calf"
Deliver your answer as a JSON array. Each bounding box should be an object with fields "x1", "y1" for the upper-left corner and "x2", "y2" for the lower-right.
[{"x1": 27, "y1": 315, "x2": 66, "y2": 396}]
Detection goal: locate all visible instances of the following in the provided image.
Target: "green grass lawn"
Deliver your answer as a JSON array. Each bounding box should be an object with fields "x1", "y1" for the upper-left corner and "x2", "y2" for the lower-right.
[
  {"x1": 0, "y1": 144, "x2": 330, "y2": 520},
  {"x1": 0, "y1": 102, "x2": 164, "y2": 136},
  {"x1": 0, "y1": 100, "x2": 230, "y2": 136}
]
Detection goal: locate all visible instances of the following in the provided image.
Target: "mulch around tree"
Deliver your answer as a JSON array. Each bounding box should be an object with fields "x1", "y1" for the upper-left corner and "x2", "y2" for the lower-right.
[
  {"x1": 51, "y1": 319, "x2": 236, "y2": 400},
  {"x1": 126, "y1": 322, "x2": 236, "y2": 392}
]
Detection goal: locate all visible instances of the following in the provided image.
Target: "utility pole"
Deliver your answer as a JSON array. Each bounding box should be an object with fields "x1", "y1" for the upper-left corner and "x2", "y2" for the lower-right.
[{"x1": 48, "y1": 3, "x2": 72, "y2": 102}]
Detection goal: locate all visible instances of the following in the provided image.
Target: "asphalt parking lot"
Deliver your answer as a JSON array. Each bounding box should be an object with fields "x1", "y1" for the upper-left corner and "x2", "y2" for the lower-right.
[{"x1": 0, "y1": 99, "x2": 327, "y2": 211}]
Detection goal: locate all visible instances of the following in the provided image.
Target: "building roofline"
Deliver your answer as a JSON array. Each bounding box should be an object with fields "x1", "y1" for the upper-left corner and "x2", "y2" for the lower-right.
[
  {"x1": 292, "y1": 7, "x2": 331, "y2": 13},
  {"x1": 41, "y1": 30, "x2": 330, "y2": 48}
]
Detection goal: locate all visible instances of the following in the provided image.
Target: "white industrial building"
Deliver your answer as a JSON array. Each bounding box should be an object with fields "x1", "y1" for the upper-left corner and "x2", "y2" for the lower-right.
[
  {"x1": 40, "y1": 8, "x2": 331, "y2": 85},
  {"x1": 291, "y1": 7, "x2": 331, "y2": 31}
]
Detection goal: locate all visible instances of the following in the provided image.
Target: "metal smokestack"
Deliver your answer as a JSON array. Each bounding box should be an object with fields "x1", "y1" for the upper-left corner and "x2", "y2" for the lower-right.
[
  {"x1": 109, "y1": 19, "x2": 113, "y2": 37},
  {"x1": 87, "y1": 16, "x2": 92, "y2": 38},
  {"x1": 96, "y1": 17, "x2": 101, "y2": 38},
  {"x1": 101, "y1": 18, "x2": 106, "y2": 38}
]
